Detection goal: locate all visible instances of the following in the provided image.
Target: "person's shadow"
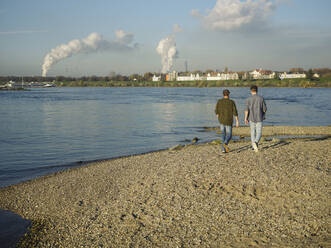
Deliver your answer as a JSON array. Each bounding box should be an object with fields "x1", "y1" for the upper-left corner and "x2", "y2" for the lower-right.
[
  {"x1": 225, "y1": 135, "x2": 331, "y2": 154},
  {"x1": 304, "y1": 135, "x2": 331, "y2": 142},
  {"x1": 232, "y1": 141, "x2": 291, "y2": 153}
]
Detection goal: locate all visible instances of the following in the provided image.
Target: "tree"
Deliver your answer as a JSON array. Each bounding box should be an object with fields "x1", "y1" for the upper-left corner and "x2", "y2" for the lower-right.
[
  {"x1": 205, "y1": 69, "x2": 214, "y2": 74},
  {"x1": 306, "y1": 69, "x2": 313, "y2": 80},
  {"x1": 192, "y1": 70, "x2": 202, "y2": 75},
  {"x1": 312, "y1": 68, "x2": 331, "y2": 77},
  {"x1": 290, "y1": 67, "x2": 304, "y2": 73},
  {"x1": 88, "y1": 75, "x2": 98, "y2": 82},
  {"x1": 237, "y1": 71, "x2": 246, "y2": 80},
  {"x1": 129, "y1": 74, "x2": 142, "y2": 81},
  {"x1": 108, "y1": 71, "x2": 116, "y2": 79},
  {"x1": 143, "y1": 72, "x2": 153, "y2": 81},
  {"x1": 56, "y1": 75, "x2": 66, "y2": 82}
]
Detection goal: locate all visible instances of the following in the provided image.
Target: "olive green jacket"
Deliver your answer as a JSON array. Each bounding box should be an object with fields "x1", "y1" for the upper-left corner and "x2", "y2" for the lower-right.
[{"x1": 215, "y1": 98, "x2": 238, "y2": 126}]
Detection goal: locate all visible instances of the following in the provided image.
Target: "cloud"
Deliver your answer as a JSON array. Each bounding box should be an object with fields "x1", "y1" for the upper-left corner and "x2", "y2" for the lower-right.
[
  {"x1": 0, "y1": 30, "x2": 48, "y2": 35},
  {"x1": 115, "y1": 29, "x2": 134, "y2": 44},
  {"x1": 42, "y1": 30, "x2": 138, "y2": 76},
  {"x1": 191, "y1": 0, "x2": 277, "y2": 31}
]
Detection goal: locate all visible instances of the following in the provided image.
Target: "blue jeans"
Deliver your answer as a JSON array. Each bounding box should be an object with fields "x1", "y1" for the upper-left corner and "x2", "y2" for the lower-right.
[
  {"x1": 250, "y1": 122, "x2": 262, "y2": 144},
  {"x1": 220, "y1": 124, "x2": 232, "y2": 145}
]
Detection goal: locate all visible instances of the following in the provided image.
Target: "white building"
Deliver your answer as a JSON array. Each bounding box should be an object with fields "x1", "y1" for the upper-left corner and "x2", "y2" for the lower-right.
[
  {"x1": 177, "y1": 74, "x2": 194, "y2": 81},
  {"x1": 279, "y1": 72, "x2": 306, "y2": 80},
  {"x1": 177, "y1": 73, "x2": 203, "y2": 81},
  {"x1": 206, "y1": 73, "x2": 222, "y2": 81},
  {"x1": 250, "y1": 69, "x2": 275, "y2": 79},
  {"x1": 166, "y1": 71, "x2": 178, "y2": 81},
  {"x1": 313, "y1": 73, "x2": 320, "y2": 78},
  {"x1": 152, "y1": 75, "x2": 161, "y2": 82},
  {"x1": 223, "y1": 72, "x2": 239, "y2": 80},
  {"x1": 207, "y1": 72, "x2": 239, "y2": 80}
]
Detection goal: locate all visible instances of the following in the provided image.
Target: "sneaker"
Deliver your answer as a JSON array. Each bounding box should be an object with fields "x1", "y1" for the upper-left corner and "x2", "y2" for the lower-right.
[
  {"x1": 252, "y1": 142, "x2": 259, "y2": 152},
  {"x1": 221, "y1": 145, "x2": 226, "y2": 153},
  {"x1": 223, "y1": 144, "x2": 230, "y2": 153}
]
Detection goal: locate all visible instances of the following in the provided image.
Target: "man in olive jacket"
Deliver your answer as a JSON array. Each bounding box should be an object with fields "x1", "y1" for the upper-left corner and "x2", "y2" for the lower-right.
[{"x1": 215, "y1": 89, "x2": 239, "y2": 153}]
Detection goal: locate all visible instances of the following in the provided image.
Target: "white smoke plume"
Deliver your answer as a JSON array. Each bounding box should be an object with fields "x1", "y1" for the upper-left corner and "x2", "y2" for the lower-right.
[
  {"x1": 173, "y1": 24, "x2": 183, "y2": 33},
  {"x1": 42, "y1": 30, "x2": 137, "y2": 77},
  {"x1": 156, "y1": 24, "x2": 182, "y2": 73},
  {"x1": 191, "y1": 0, "x2": 277, "y2": 31}
]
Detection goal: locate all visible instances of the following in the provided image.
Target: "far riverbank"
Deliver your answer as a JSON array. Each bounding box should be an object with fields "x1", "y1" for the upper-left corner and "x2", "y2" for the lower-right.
[{"x1": 54, "y1": 78, "x2": 331, "y2": 88}]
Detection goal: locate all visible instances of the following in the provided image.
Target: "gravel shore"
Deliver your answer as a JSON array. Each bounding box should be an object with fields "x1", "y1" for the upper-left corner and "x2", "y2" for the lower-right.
[
  {"x1": 0, "y1": 127, "x2": 330, "y2": 247},
  {"x1": 204, "y1": 125, "x2": 331, "y2": 137}
]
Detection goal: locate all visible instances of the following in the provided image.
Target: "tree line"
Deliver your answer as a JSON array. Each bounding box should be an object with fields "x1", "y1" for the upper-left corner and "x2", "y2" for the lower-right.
[{"x1": 1, "y1": 68, "x2": 330, "y2": 85}]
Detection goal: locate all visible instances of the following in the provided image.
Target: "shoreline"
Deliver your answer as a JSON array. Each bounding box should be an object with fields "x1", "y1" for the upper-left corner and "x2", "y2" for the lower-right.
[
  {"x1": 0, "y1": 87, "x2": 26, "y2": 91},
  {"x1": 0, "y1": 126, "x2": 330, "y2": 247},
  {"x1": 203, "y1": 125, "x2": 331, "y2": 137},
  {"x1": 35, "y1": 85, "x2": 331, "y2": 88},
  {"x1": 2, "y1": 85, "x2": 331, "y2": 89},
  {"x1": 1, "y1": 125, "x2": 330, "y2": 190}
]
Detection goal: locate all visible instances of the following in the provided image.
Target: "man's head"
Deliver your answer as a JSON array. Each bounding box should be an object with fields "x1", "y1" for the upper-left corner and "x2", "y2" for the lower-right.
[
  {"x1": 223, "y1": 89, "x2": 230, "y2": 98},
  {"x1": 250, "y1": 85, "x2": 258, "y2": 94}
]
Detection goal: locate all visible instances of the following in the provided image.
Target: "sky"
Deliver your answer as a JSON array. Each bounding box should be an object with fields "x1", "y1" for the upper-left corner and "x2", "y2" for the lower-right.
[{"x1": 0, "y1": 0, "x2": 331, "y2": 76}]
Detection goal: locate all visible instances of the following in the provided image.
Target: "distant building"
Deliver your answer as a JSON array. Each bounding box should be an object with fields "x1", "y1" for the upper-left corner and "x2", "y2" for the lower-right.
[
  {"x1": 207, "y1": 72, "x2": 239, "y2": 80},
  {"x1": 152, "y1": 75, "x2": 161, "y2": 82},
  {"x1": 177, "y1": 74, "x2": 195, "y2": 81},
  {"x1": 250, "y1": 69, "x2": 275, "y2": 79},
  {"x1": 206, "y1": 73, "x2": 222, "y2": 81},
  {"x1": 313, "y1": 73, "x2": 320, "y2": 78},
  {"x1": 167, "y1": 71, "x2": 241, "y2": 81},
  {"x1": 279, "y1": 72, "x2": 306, "y2": 80},
  {"x1": 223, "y1": 72, "x2": 239, "y2": 80},
  {"x1": 166, "y1": 71, "x2": 178, "y2": 81},
  {"x1": 177, "y1": 73, "x2": 205, "y2": 81}
]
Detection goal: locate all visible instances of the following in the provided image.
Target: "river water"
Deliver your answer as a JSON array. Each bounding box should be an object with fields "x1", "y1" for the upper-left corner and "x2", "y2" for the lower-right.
[{"x1": 1, "y1": 87, "x2": 330, "y2": 188}]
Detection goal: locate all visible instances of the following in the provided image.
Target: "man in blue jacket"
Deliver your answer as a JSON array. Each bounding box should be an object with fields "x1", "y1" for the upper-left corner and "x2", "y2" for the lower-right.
[{"x1": 244, "y1": 85, "x2": 267, "y2": 152}]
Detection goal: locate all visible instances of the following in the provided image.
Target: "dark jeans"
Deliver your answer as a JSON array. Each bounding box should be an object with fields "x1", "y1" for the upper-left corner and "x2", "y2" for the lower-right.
[{"x1": 220, "y1": 124, "x2": 232, "y2": 145}]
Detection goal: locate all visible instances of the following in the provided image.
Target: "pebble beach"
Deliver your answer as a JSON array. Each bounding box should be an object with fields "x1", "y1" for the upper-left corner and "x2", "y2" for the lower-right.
[{"x1": 0, "y1": 126, "x2": 330, "y2": 247}]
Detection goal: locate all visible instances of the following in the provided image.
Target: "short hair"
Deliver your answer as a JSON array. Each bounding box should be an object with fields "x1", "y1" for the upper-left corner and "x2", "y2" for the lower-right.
[
  {"x1": 250, "y1": 85, "x2": 258, "y2": 92},
  {"x1": 223, "y1": 89, "x2": 230, "y2": 96}
]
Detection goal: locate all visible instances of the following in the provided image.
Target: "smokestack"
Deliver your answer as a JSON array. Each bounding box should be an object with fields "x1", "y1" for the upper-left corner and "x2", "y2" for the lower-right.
[
  {"x1": 156, "y1": 24, "x2": 182, "y2": 74},
  {"x1": 42, "y1": 30, "x2": 137, "y2": 77}
]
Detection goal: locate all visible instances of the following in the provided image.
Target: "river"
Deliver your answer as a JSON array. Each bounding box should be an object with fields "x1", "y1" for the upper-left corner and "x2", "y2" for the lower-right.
[{"x1": 1, "y1": 87, "x2": 330, "y2": 187}]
